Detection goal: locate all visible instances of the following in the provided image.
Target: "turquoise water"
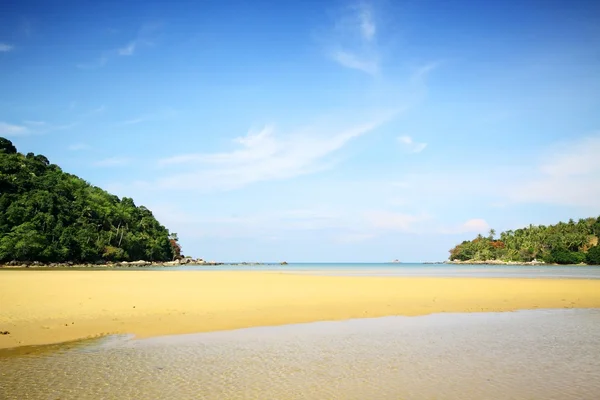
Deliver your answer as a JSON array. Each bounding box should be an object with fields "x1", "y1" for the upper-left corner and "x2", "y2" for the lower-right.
[
  {"x1": 6, "y1": 262, "x2": 600, "y2": 279},
  {"x1": 157, "y1": 262, "x2": 600, "y2": 279}
]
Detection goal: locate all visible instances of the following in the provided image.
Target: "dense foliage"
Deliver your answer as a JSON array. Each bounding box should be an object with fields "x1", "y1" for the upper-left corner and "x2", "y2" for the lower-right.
[
  {"x1": 449, "y1": 217, "x2": 600, "y2": 265},
  {"x1": 0, "y1": 138, "x2": 180, "y2": 263}
]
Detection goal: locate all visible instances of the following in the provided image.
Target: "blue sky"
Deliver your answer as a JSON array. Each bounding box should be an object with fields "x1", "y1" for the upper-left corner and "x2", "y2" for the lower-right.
[{"x1": 2, "y1": 0, "x2": 600, "y2": 262}]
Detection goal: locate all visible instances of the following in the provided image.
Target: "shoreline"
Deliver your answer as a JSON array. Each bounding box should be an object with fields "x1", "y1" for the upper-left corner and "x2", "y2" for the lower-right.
[
  {"x1": 0, "y1": 258, "x2": 226, "y2": 269},
  {"x1": 2, "y1": 260, "x2": 596, "y2": 269},
  {"x1": 447, "y1": 260, "x2": 548, "y2": 265},
  {"x1": 2, "y1": 271, "x2": 600, "y2": 351}
]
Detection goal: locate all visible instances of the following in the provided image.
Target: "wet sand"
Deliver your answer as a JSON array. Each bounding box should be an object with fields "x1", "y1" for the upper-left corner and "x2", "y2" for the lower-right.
[{"x1": 1, "y1": 270, "x2": 600, "y2": 349}]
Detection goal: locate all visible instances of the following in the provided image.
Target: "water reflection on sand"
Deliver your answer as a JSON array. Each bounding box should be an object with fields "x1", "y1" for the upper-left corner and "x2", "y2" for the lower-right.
[{"x1": 2, "y1": 309, "x2": 599, "y2": 399}]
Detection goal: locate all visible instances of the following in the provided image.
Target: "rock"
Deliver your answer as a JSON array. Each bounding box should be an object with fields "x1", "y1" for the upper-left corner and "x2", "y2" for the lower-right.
[
  {"x1": 280, "y1": 261, "x2": 288, "y2": 265},
  {"x1": 129, "y1": 260, "x2": 150, "y2": 266},
  {"x1": 0, "y1": 331, "x2": 10, "y2": 335}
]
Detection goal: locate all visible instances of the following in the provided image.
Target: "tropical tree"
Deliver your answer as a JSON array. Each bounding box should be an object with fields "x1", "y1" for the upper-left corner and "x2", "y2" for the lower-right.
[{"x1": 0, "y1": 137, "x2": 180, "y2": 263}]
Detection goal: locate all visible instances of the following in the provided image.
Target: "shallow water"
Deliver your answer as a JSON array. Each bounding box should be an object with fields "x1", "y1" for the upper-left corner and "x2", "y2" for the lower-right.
[
  {"x1": 163, "y1": 263, "x2": 600, "y2": 279},
  {"x1": 7, "y1": 263, "x2": 600, "y2": 279},
  {"x1": 2, "y1": 309, "x2": 600, "y2": 399}
]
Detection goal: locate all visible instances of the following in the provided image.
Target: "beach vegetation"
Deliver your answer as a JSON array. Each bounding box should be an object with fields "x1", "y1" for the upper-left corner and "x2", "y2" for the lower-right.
[
  {"x1": 0, "y1": 138, "x2": 181, "y2": 263},
  {"x1": 449, "y1": 217, "x2": 600, "y2": 265}
]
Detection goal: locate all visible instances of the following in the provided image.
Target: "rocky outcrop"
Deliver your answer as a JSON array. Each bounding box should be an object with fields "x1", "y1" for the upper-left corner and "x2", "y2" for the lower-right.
[
  {"x1": 447, "y1": 259, "x2": 547, "y2": 266},
  {"x1": 0, "y1": 258, "x2": 225, "y2": 268}
]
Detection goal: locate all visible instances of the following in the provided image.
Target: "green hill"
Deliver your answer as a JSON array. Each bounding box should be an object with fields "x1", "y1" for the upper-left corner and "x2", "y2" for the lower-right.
[
  {"x1": 0, "y1": 137, "x2": 180, "y2": 263},
  {"x1": 449, "y1": 217, "x2": 600, "y2": 265}
]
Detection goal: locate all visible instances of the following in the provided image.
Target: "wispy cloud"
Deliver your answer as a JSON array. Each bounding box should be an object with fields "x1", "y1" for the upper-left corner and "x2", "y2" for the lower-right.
[
  {"x1": 438, "y1": 219, "x2": 491, "y2": 235},
  {"x1": 364, "y1": 210, "x2": 432, "y2": 232},
  {"x1": 397, "y1": 135, "x2": 427, "y2": 153},
  {"x1": 117, "y1": 108, "x2": 177, "y2": 126},
  {"x1": 77, "y1": 23, "x2": 160, "y2": 68},
  {"x1": 357, "y1": 2, "x2": 376, "y2": 41},
  {"x1": 120, "y1": 117, "x2": 145, "y2": 125},
  {"x1": 0, "y1": 119, "x2": 78, "y2": 137},
  {"x1": 410, "y1": 62, "x2": 441, "y2": 85},
  {"x1": 333, "y1": 232, "x2": 376, "y2": 244},
  {"x1": 118, "y1": 42, "x2": 136, "y2": 56},
  {"x1": 370, "y1": 133, "x2": 600, "y2": 212},
  {"x1": 0, "y1": 122, "x2": 28, "y2": 136},
  {"x1": 142, "y1": 205, "x2": 346, "y2": 240},
  {"x1": 93, "y1": 157, "x2": 131, "y2": 167},
  {"x1": 23, "y1": 120, "x2": 46, "y2": 126},
  {"x1": 81, "y1": 105, "x2": 105, "y2": 117},
  {"x1": 328, "y1": 1, "x2": 380, "y2": 75},
  {"x1": 155, "y1": 112, "x2": 397, "y2": 191},
  {"x1": 507, "y1": 133, "x2": 600, "y2": 207},
  {"x1": 68, "y1": 143, "x2": 90, "y2": 151},
  {"x1": 76, "y1": 55, "x2": 108, "y2": 69},
  {"x1": 331, "y1": 50, "x2": 379, "y2": 75},
  {"x1": 0, "y1": 43, "x2": 13, "y2": 52}
]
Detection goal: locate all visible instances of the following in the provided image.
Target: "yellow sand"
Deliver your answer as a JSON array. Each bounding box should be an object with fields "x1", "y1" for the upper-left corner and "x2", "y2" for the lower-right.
[{"x1": 1, "y1": 270, "x2": 600, "y2": 349}]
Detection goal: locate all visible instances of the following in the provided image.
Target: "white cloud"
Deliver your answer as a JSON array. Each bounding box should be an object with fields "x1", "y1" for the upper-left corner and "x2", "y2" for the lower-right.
[
  {"x1": 364, "y1": 210, "x2": 431, "y2": 232},
  {"x1": 118, "y1": 108, "x2": 177, "y2": 126},
  {"x1": 145, "y1": 204, "x2": 346, "y2": 241},
  {"x1": 23, "y1": 120, "x2": 46, "y2": 126},
  {"x1": 437, "y1": 219, "x2": 491, "y2": 235},
  {"x1": 76, "y1": 55, "x2": 108, "y2": 69},
  {"x1": 507, "y1": 134, "x2": 600, "y2": 207},
  {"x1": 0, "y1": 43, "x2": 13, "y2": 52},
  {"x1": 333, "y1": 232, "x2": 376, "y2": 244},
  {"x1": 118, "y1": 42, "x2": 136, "y2": 56},
  {"x1": 410, "y1": 62, "x2": 441, "y2": 85},
  {"x1": 538, "y1": 135, "x2": 600, "y2": 178},
  {"x1": 331, "y1": 50, "x2": 378, "y2": 75},
  {"x1": 120, "y1": 117, "x2": 145, "y2": 125},
  {"x1": 85, "y1": 105, "x2": 106, "y2": 116},
  {"x1": 0, "y1": 119, "x2": 80, "y2": 137},
  {"x1": 77, "y1": 23, "x2": 160, "y2": 67},
  {"x1": 93, "y1": 157, "x2": 131, "y2": 167},
  {"x1": 68, "y1": 143, "x2": 90, "y2": 151},
  {"x1": 328, "y1": 1, "x2": 380, "y2": 75},
  {"x1": 358, "y1": 4, "x2": 376, "y2": 41},
  {"x1": 397, "y1": 135, "x2": 427, "y2": 153},
  {"x1": 156, "y1": 111, "x2": 397, "y2": 191},
  {"x1": 0, "y1": 122, "x2": 28, "y2": 136},
  {"x1": 459, "y1": 219, "x2": 490, "y2": 233}
]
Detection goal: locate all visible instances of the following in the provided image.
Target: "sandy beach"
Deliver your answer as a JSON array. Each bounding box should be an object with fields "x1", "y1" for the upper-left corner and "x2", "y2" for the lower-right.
[{"x1": 1, "y1": 270, "x2": 600, "y2": 350}]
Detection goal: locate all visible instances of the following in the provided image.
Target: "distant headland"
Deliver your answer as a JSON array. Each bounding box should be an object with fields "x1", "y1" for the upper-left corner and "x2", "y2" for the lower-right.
[{"x1": 448, "y1": 217, "x2": 600, "y2": 266}]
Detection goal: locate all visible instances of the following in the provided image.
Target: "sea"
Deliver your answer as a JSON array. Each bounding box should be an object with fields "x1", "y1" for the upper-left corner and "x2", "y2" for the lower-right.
[{"x1": 130, "y1": 262, "x2": 600, "y2": 279}]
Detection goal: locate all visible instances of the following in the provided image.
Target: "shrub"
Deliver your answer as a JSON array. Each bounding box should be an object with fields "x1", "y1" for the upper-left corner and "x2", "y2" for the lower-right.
[{"x1": 586, "y1": 246, "x2": 600, "y2": 265}]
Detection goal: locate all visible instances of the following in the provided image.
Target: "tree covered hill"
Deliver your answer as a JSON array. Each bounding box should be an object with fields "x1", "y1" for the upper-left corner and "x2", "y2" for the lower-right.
[
  {"x1": 449, "y1": 217, "x2": 600, "y2": 265},
  {"x1": 0, "y1": 137, "x2": 180, "y2": 263}
]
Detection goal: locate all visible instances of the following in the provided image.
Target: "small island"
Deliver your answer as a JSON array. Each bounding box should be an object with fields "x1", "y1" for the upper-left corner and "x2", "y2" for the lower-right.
[{"x1": 448, "y1": 218, "x2": 600, "y2": 265}]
